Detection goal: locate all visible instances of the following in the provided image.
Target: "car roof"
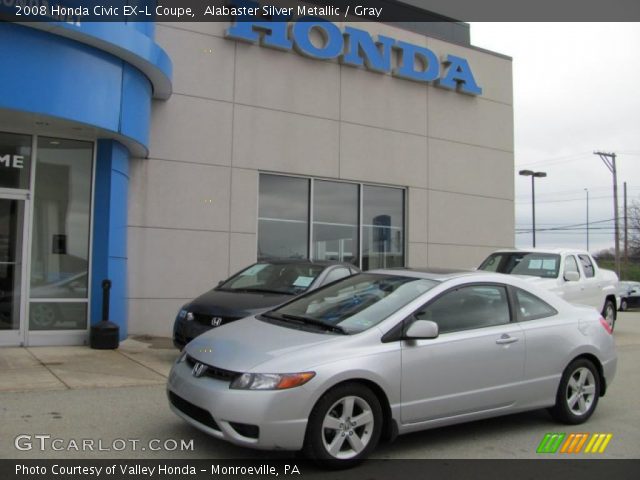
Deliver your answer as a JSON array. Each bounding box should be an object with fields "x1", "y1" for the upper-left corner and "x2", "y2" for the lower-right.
[
  {"x1": 368, "y1": 267, "x2": 483, "y2": 281},
  {"x1": 487, "y1": 248, "x2": 589, "y2": 256},
  {"x1": 258, "y1": 258, "x2": 358, "y2": 268}
]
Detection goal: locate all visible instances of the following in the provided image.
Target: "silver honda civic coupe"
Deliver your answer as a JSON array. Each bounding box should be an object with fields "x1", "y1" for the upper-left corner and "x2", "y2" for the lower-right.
[{"x1": 167, "y1": 269, "x2": 617, "y2": 466}]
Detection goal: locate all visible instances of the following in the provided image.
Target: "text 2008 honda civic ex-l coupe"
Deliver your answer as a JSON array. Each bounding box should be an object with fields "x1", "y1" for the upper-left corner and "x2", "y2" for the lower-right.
[{"x1": 167, "y1": 269, "x2": 617, "y2": 467}]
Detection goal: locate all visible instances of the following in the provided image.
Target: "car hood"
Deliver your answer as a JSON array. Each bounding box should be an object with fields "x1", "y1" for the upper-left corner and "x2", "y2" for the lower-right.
[
  {"x1": 185, "y1": 316, "x2": 338, "y2": 372},
  {"x1": 187, "y1": 289, "x2": 293, "y2": 317}
]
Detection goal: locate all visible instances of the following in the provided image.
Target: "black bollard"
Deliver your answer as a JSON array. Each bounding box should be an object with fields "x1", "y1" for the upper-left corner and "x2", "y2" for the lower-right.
[{"x1": 89, "y1": 279, "x2": 120, "y2": 349}]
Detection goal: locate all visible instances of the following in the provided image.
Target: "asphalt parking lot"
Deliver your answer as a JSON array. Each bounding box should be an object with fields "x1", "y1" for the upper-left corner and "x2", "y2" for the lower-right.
[{"x1": 0, "y1": 313, "x2": 639, "y2": 461}]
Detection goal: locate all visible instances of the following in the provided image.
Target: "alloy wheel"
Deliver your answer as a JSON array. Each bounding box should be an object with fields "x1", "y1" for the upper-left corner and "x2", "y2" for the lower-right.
[
  {"x1": 565, "y1": 367, "x2": 596, "y2": 416},
  {"x1": 321, "y1": 395, "x2": 375, "y2": 460}
]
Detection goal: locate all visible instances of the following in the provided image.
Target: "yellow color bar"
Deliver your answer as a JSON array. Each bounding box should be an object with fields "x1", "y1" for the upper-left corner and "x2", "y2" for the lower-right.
[
  {"x1": 585, "y1": 434, "x2": 598, "y2": 453},
  {"x1": 598, "y1": 434, "x2": 613, "y2": 453}
]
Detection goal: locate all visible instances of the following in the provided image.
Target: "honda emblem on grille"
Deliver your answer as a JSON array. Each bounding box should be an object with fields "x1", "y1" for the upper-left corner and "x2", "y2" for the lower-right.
[
  {"x1": 192, "y1": 362, "x2": 208, "y2": 378},
  {"x1": 211, "y1": 317, "x2": 223, "y2": 327}
]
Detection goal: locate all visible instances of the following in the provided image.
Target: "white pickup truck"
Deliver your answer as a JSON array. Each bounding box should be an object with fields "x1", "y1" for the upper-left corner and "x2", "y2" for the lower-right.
[{"x1": 479, "y1": 249, "x2": 619, "y2": 330}]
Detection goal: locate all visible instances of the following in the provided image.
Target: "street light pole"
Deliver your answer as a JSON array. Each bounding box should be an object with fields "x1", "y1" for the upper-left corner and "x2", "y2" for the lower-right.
[
  {"x1": 585, "y1": 188, "x2": 589, "y2": 251},
  {"x1": 519, "y1": 170, "x2": 547, "y2": 248}
]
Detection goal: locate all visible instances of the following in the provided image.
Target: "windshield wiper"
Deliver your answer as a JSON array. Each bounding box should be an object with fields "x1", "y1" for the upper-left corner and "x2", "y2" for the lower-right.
[{"x1": 279, "y1": 314, "x2": 348, "y2": 335}]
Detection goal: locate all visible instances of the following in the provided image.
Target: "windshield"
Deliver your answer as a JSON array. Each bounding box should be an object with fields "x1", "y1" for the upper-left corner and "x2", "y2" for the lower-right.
[
  {"x1": 270, "y1": 273, "x2": 438, "y2": 334},
  {"x1": 479, "y1": 252, "x2": 560, "y2": 279},
  {"x1": 219, "y1": 262, "x2": 326, "y2": 295}
]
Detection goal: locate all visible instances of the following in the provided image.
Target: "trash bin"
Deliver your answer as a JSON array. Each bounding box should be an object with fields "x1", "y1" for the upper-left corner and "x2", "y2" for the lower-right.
[{"x1": 89, "y1": 279, "x2": 120, "y2": 349}]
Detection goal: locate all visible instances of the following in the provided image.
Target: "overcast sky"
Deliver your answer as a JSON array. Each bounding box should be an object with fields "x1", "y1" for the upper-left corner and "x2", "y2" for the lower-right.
[{"x1": 469, "y1": 23, "x2": 640, "y2": 254}]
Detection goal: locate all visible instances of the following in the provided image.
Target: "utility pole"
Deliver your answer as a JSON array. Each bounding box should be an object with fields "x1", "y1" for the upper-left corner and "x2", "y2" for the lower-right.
[
  {"x1": 624, "y1": 181, "x2": 628, "y2": 279},
  {"x1": 595, "y1": 151, "x2": 619, "y2": 277},
  {"x1": 519, "y1": 170, "x2": 547, "y2": 248},
  {"x1": 584, "y1": 188, "x2": 589, "y2": 251}
]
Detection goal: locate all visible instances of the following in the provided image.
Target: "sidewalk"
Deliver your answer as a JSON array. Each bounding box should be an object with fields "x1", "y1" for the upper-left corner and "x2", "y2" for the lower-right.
[{"x1": 0, "y1": 337, "x2": 178, "y2": 393}]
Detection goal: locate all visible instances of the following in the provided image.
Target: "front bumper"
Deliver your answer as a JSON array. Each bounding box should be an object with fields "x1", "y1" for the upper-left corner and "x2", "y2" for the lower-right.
[{"x1": 167, "y1": 359, "x2": 311, "y2": 451}]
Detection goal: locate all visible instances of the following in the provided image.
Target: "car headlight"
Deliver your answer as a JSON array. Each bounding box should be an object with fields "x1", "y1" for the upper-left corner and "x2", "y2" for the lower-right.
[
  {"x1": 229, "y1": 372, "x2": 315, "y2": 390},
  {"x1": 178, "y1": 309, "x2": 188, "y2": 320}
]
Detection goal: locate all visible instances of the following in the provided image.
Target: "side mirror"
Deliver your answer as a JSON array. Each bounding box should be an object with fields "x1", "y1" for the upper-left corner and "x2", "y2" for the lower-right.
[
  {"x1": 564, "y1": 271, "x2": 580, "y2": 282},
  {"x1": 404, "y1": 320, "x2": 439, "y2": 340}
]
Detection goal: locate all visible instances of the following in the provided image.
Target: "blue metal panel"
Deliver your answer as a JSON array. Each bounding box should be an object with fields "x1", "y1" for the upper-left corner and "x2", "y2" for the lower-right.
[
  {"x1": 0, "y1": 23, "x2": 122, "y2": 132},
  {"x1": 91, "y1": 140, "x2": 129, "y2": 340},
  {"x1": 120, "y1": 65, "x2": 152, "y2": 148}
]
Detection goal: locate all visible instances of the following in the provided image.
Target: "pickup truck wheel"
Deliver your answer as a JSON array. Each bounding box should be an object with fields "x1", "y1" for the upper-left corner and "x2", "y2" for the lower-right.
[
  {"x1": 602, "y1": 300, "x2": 616, "y2": 331},
  {"x1": 620, "y1": 299, "x2": 628, "y2": 311}
]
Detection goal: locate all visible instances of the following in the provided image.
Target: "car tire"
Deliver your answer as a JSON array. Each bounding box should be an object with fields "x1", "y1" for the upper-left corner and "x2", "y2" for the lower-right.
[
  {"x1": 549, "y1": 358, "x2": 600, "y2": 425},
  {"x1": 303, "y1": 383, "x2": 382, "y2": 468},
  {"x1": 601, "y1": 299, "x2": 616, "y2": 331},
  {"x1": 620, "y1": 299, "x2": 628, "y2": 311}
]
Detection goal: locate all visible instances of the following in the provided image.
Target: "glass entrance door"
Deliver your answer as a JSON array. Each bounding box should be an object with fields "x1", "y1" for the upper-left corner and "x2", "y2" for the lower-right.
[{"x1": 0, "y1": 195, "x2": 27, "y2": 346}]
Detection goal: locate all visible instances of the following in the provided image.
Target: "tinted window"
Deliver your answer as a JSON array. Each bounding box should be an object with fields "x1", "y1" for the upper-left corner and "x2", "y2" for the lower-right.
[
  {"x1": 272, "y1": 274, "x2": 438, "y2": 333},
  {"x1": 312, "y1": 181, "x2": 358, "y2": 265},
  {"x1": 322, "y1": 267, "x2": 352, "y2": 285},
  {"x1": 578, "y1": 255, "x2": 595, "y2": 278},
  {"x1": 514, "y1": 288, "x2": 557, "y2": 321},
  {"x1": 415, "y1": 285, "x2": 510, "y2": 333},
  {"x1": 258, "y1": 175, "x2": 309, "y2": 260},
  {"x1": 220, "y1": 263, "x2": 324, "y2": 295}
]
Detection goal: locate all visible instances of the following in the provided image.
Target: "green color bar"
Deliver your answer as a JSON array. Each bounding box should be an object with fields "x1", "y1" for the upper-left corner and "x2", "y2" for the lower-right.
[{"x1": 537, "y1": 433, "x2": 566, "y2": 454}]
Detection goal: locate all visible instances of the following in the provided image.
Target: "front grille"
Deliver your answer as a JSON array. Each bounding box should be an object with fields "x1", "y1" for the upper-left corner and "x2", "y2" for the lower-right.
[
  {"x1": 169, "y1": 391, "x2": 220, "y2": 431},
  {"x1": 192, "y1": 313, "x2": 241, "y2": 327},
  {"x1": 185, "y1": 355, "x2": 241, "y2": 382}
]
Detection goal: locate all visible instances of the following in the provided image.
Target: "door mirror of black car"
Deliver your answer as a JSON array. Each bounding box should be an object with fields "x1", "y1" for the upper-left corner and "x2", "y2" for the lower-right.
[
  {"x1": 564, "y1": 271, "x2": 580, "y2": 282},
  {"x1": 218, "y1": 280, "x2": 224, "y2": 286},
  {"x1": 404, "y1": 320, "x2": 439, "y2": 340}
]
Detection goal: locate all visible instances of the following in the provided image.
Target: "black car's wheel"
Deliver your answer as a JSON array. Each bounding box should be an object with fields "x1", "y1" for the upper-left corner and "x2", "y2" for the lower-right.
[
  {"x1": 620, "y1": 299, "x2": 628, "y2": 311},
  {"x1": 304, "y1": 383, "x2": 382, "y2": 468},
  {"x1": 601, "y1": 299, "x2": 616, "y2": 331},
  {"x1": 549, "y1": 358, "x2": 600, "y2": 424}
]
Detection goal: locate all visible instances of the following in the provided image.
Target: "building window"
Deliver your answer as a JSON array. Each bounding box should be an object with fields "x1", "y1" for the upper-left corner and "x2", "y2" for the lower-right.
[
  {"x1": 362, "y1": 185, "x2": 405, "y2": 270},
  {"x1": 0, "y1": 132, "x2": 31, "y2": 189},
  {"x1": 258, "y1": 174, "x2": 309, "y2": 260},
  {"x1": 258, "y1": 174, "x2": 405, "y2": 269},
  {"x1": 29, "y1": 137, "x2": 93, "y2": 331},
  {"x1": 312, "y1": 180, "x2": 359, "y2": 264}
]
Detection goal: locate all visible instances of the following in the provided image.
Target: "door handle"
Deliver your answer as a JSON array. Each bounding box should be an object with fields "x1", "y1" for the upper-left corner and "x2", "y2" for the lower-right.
[{"x1": 496, "y1": 334, "x2": 519, "y2": 345}]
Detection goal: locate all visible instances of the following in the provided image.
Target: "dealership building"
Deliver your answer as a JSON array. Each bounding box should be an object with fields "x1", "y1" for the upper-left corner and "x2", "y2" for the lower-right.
[{"x1": 0, "y1": 8, "x2": 514, "y2": 346}]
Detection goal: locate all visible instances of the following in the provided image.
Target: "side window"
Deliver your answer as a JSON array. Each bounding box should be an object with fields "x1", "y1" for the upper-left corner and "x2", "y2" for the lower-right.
[
  {"x1": 564, "y1": 255, "x2": 580, "y2": 279},
  {"x1": 415, "y1": 285, "x2": 510, "y2": 334},
  {"x1": 322, "y1": 267, "x2": 351, "y2": 285},
  {"x1": 514, "y1": 288, "x2": 557, "y2": 321},
  {"x1": 578, "y1": 255, "x2": 595, "y2": 278}
]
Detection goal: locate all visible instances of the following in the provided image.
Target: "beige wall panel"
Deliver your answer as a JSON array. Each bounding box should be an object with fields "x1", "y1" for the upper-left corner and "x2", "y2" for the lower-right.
[
  {"x1": 230, "y1": 168, "x2": 259, "y2": 234},
  {"x1": 229, "y1": 233, "x2": 258, "y2": 274},
  {"x1": 149, "y1": 95, "x2": 233, "y2": 166},
  {"x1": 155, "y1": 25, "x2": 235, "y2": 102},
  {"x1": 428, "y1": 90, "x2": 514, "y2": 152},
  {"x1": 340, "y1": 123, "x2": 427, "y2": 188},
  {"x1": 129, "y1": 159, "x2": 230, "y2": 231},
  {"x1": 408, "y1": 242, "x2": 429, "y2": 268},
  {"x1": 428, "y1": 190, "x2": 514, "y2": 247},
  {"x1": 427, "y1": 244, "x2": 507, "y2": 270},
  {"x1": 233, "y1": 105, "x2": 339, "y2": 177},
  {"x1": 408, "y1": 187, "x2": 428, "y2": 243},
  {"x1": 235, "y1": 43, "x2": 340, "y2": 119},
  {"x1": 341, "y1": 66, "x2": 428, "y2": 135},
  {"x1": 427, "y1": 38, "x2": 513, "y2": 105},
  {"x1": 128, "y1": 299, "x2": 189, "y2": 337},
  {"x1": 429, "y1": 139, "x2": 514, "y2": 199},
  {"x1": 128, "y1": 228, "x2": 229, "y2": 299}
]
